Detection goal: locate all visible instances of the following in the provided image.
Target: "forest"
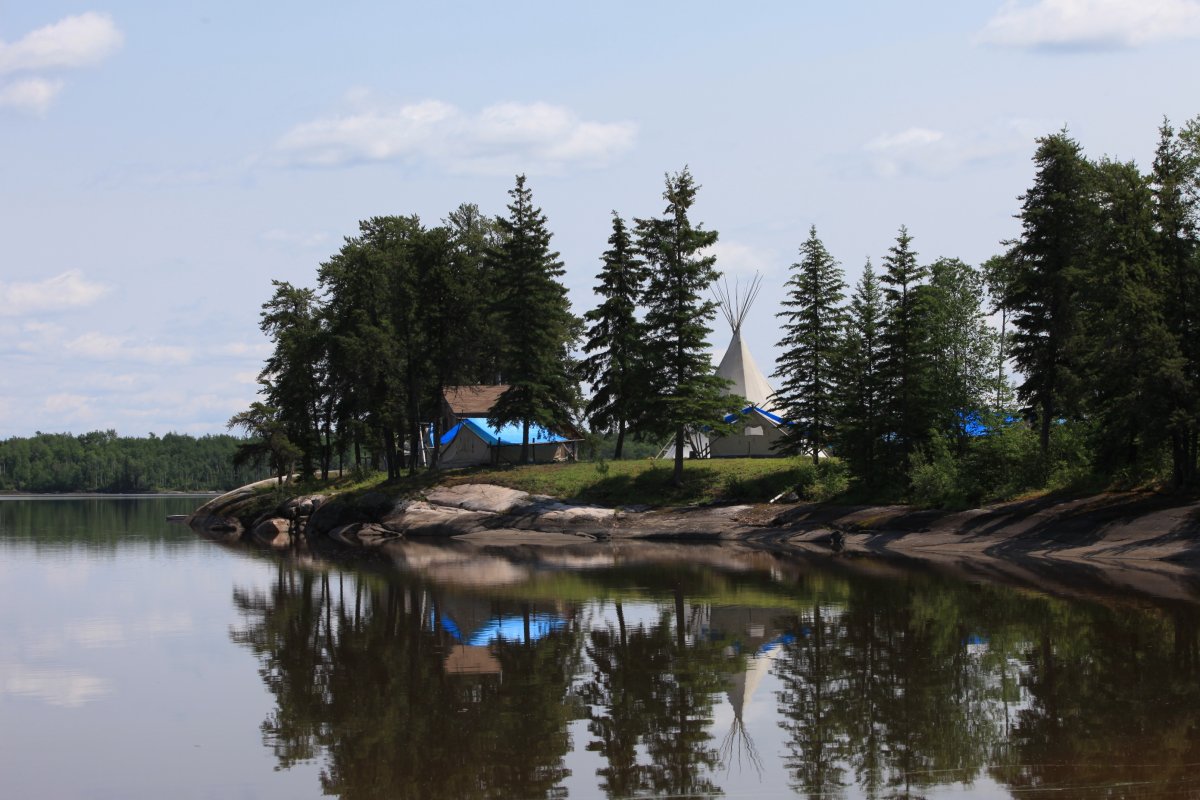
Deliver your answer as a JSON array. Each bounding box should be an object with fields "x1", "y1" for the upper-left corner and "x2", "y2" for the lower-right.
[
  {"x1": 237, "y1": 115, "x2": 1200, "y2": 505},
  {"x1": 0, "y1": 431, "x2": 266, "y2": 493}
]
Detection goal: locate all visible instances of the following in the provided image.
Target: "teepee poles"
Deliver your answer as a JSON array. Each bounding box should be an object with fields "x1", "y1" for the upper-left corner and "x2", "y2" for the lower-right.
[{"x1": 713, "y1": 273, "x2": 764, "y2": 333}]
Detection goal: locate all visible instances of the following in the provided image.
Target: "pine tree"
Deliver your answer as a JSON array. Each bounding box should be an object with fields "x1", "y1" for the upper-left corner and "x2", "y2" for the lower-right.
[
  {"x1": 1004, "y1": 130, "x2": 1094, "y2": 456},
  {"x1": 877, "y1": 225, "x2": 933, "y2": 480},
  {"x1": 837, "y1": 259, "x2": 886, "y2": 489},
  {"x1": 635, "y1": 167, "x2": 735, "y2": 486},
  {"x1": 1083, "y1": 158, "x2": 1179, "y2": 475},
  {"x1": 1151, "y1": 117, "x2": 1200, "y2": 486},
  {"x1": 580, "y1": 212, "x2": 647, "y2": 459},
  {"x1": 772, "y1": 225, "x2": 846, "y2": 464},
  {"x1": 488, "y1": 175, "x2": 579, "y2": 464}
]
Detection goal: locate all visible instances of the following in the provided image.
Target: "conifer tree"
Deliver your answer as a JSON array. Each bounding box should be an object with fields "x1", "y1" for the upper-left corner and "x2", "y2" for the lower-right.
[
  {"x1": 877, "y1": 226, "x2": 933, "y2": 478},
  {"x1": 837, "y1": 260, "x2": 886, "y2": 488},
  {"x1": 772, "y1": 225, "x2": 846, "y2": 464},
  {"x1": 635, "y1": 167, "x2": 735, "y2": 486},
  {"x1": 1083, "y1": 159, "x2": 1179, "y2": 474},
  {"x1": 488, "y1": 175, "x2": 579, "y2": 464},
  {"x1": 1151, "y1": 117, "x2": 1200, "y2": 486},
  {"x1": 1004, "y1": 130, "x2": 1093, "y2": 456},
  {"x1": 580, "y1": 212, "x2": 647, "y2": 459}
]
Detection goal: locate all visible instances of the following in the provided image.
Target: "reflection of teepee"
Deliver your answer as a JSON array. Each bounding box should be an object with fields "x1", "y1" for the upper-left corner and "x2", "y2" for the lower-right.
[
  {"x1": 713, "y1": 274, "x2": 778, "y2": 413},
  {"x1": 720, "y1": 645, "x2": 782, "y2": 774}
]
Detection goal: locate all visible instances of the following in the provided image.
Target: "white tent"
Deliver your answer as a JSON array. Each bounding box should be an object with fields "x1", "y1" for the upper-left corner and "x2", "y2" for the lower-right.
[
  {"x1": 714, "y1": 275, "x2": 779, "y2": 414},
  {"x1": 709, "y1": 275, "x2": 789, "y2": 457}
]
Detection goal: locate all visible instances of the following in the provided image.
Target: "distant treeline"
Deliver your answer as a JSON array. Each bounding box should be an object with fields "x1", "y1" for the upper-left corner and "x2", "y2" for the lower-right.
[{"x1": 0, "y1": 431, "x2": 269, "y2": 493}]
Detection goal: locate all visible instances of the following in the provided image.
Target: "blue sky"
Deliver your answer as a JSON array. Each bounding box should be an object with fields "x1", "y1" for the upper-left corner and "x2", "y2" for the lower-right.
[{"x1": 2, "y1": 1, "x2": 1198, "y2": 437}]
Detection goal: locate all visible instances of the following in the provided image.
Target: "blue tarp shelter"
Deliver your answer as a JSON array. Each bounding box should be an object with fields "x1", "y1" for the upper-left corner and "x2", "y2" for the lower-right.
[{"x1": 437, "y1": 417, "x2": 578, "y2": 469}]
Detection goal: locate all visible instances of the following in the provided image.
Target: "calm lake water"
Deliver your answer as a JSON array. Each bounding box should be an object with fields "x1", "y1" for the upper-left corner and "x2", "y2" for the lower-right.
[{"x1": 4, "y1": 496, "x2": 1200, "y2": 799}]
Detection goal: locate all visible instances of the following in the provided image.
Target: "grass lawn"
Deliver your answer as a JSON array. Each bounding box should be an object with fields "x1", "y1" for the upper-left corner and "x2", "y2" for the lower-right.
[{"x1": 280, "y1": 457, "x2": 823, "y2": 508}]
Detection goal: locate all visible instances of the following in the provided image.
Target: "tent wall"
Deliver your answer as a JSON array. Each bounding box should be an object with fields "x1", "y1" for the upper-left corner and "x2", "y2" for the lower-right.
[
  {"x1": 710, "y1": 423, "x2": 786, "y2": 458},
  {"x1": 439, "y1": 426, "x2": 492, "y2": 469}
]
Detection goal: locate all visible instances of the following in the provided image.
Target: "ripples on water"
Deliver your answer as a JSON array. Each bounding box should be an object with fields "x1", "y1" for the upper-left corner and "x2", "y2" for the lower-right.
[{"x1": 3, "y1": 496, "x2": 1200, "y2": 799}]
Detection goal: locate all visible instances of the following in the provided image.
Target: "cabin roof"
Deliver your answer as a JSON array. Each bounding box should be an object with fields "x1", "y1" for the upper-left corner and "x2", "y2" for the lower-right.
[{"x1": 443, "y1": 384, "x2": 509, "y2": 417}]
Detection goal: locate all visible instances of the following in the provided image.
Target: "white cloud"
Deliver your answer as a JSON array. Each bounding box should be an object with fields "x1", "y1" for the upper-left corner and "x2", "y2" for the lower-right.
[
  {"x1": 0, "y1": 270, "x2": 110, "y2": 316},
  {"x1": 0, "y1": 12, "x2": 124, "y2": 75},
  {"x1": 979, "y1": 0, "x2": 1200, "y2": 50},
  {"x1": 273, "y1": 98, "x2": 637, "y2": 174},
  {"x1": 862, "y1": 120, "x2": 1038, "y2": 178},
  {"x1": 0, "y1": 663, "x2": 110, "y2": 707},
  {"x1": 0, "y1": 77, "x2": 63, "y2": 114},
  {"x1": 705, "y1": 241, "x2": 778, "y2": 277},
  {"x1": 65, "y1": 332, "x2": 192, "y2": 365},
  {"x1": 866, "y1": 127, "x2": 945, "y2": 151}
]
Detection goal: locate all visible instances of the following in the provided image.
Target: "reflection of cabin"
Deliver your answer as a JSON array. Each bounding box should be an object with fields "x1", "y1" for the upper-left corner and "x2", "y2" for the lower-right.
[
  {"x1": 444, "y1": 644, "x2": 502, "y2": 676},
  {"x1": 436, "y1": 384, "x2": 581, "y2": 469}
]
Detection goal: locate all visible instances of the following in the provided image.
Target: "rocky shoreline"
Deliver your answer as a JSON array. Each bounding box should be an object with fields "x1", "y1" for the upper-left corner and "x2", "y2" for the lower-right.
[{"x1": 189, "y1": 478, "x2": 1200, "y2": 565}]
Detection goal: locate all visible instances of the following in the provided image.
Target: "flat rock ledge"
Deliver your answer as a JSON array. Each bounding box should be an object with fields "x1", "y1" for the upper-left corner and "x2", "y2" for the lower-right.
[
  {"x1": 188, "y1": 481, "x2": 1200, "y2": 572},
  {"x1": 187, "y1": 481, "x2": 765, "y2": 550}
]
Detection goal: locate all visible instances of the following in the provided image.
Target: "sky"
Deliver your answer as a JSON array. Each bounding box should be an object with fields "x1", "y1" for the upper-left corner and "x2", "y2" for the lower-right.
[{"x1": 1, "y1": 0, "x2": 1198, "y2": 438}]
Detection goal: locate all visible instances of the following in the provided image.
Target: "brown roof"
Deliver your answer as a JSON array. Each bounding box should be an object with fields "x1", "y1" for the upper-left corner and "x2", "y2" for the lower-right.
[
  {"x1": 444, "y1": 645, "x2": 502, "y2": 675},
  {"x1": 444, "y1": 384, "x2": 509, "y2": 417}
]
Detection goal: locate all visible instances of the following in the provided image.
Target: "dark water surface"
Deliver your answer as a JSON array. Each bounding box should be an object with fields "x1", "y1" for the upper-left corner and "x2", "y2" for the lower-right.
[{"x1": 4, "y1": 497, "x2": 1200, "y2": 799}]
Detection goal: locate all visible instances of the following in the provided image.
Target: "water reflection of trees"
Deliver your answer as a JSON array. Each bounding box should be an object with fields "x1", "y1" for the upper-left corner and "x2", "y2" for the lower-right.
[
  {"x1": 232, "y1": 565, "x2": 581, "y2": 800},
  {"x1": 231, "y1": 556, "x2": 1200, "y2": 800},
  {"x1": 771, "y1": 575, "x2": 1200, "y2": 799}
]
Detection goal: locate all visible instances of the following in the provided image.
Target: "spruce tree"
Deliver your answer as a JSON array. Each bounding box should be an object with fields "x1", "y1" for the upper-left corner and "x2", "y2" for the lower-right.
[
  {"x1": 1151, "y1": 117, "x2": 1200, "y2": 486},
  {"x1": 772, "y1": 225, "x2": 846, "y2": 464},
  {"x1": 837, "y1": 259, "x2": 886, "y2": 488},
  {"x1": 580, "y1": 212, "x2": 647, "y2": 459},
  {"x1": 635, "y1": 167, "x2": 735, "y2": 486},
  {"x1": 877, "y1": 225, "x2": 933, "y2": 479},
  {"x1": 1083, "y1": 158, "x2": 1179, "y2": 474},
  {"x1": 1004, "y1": 130, "x2": 1093, "y2": 456},
  {"x1": 488, "y1": 175, "x2": 579, "y2": 464}
]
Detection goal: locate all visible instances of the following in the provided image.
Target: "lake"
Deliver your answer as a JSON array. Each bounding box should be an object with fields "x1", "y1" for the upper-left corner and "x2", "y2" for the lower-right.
[{"x1": 3, "y1": 496, "x2": 1200, "y2": 799}]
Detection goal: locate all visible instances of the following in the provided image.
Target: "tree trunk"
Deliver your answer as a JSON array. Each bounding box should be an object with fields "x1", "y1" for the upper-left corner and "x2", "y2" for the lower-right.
[
  {"x1": 614, "y1": 419, "x2": 626, "y2": 460},
  {"x1": 673, "y1": 426, "x2": 685, "y2": 487},
  {"x1": 521, "y1": 420, "x2": 531, "y2": 465}
]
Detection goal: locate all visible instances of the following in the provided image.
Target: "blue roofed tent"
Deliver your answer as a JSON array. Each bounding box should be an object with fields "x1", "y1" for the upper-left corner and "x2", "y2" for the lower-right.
[
  {"x1": 437, "y1": 417, "x2": 579, "y2": 469},
  {"x1": 709, "y1": 405, "x2": 790, "y2": 458}
]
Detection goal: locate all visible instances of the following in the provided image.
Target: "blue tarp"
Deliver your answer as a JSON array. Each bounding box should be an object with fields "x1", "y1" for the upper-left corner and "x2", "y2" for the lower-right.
[
  {"x1": 721, "y1": 405, "x2": 791, "y2": 426},
  {"x1": 466, "y1": 614, "x2": 565, "y2": 646},
  {"x1": 440, "y1": 417, "x2": 570, "y2": 448}
]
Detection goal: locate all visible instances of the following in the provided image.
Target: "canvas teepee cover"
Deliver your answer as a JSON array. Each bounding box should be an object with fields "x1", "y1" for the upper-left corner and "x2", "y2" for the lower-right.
[
  {"x1": 713, "y1": 275, "x2": 778, "y2": 413},
  {"x1": 709, "y1": 275, "x2": 788, "y2": 457}
]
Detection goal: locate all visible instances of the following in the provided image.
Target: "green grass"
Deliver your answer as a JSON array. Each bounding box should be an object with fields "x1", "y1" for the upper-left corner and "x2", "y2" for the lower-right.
[
  {"x1": 264, "y1": 458, "x2": 822, "y2": 508},
  {"x1": 438, "y1": 457, "x2": 817, "y2": 506}
]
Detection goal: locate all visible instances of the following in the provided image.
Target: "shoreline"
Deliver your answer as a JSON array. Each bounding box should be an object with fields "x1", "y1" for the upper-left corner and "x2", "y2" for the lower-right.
[{"x1": 186, "y1": 480, "x2": 1200, "y2": 603}]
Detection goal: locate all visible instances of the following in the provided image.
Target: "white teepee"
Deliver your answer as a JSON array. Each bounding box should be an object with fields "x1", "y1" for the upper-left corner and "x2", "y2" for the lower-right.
[{"x1": 713, "y1": 275, "x2": 778, "y2": 413}]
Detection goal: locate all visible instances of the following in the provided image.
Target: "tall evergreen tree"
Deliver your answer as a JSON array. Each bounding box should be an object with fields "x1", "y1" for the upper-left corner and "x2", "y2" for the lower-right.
[
  {"x1": 580, "y1": 212, "x2": 647, "y2": 459},
  {"x1": 258, "y1": 281, "x2": 328, "y2": 478},
  {"x1": 772, "y1": 225, "x2": 846, "y2": 464},
  {"x1": 837, "y1": 259, "x2": 886, "y2": 489},
  {"x1": 877, "y1": 226, "x2": 933, "y2": 479},
  {"x1": 1151, "y1": 117, "x2": 1200, "y2": 486},
  {"x1": 982, "y1": 252, "x2": 1020, "y2": 412},
  {"x1": 635, "y1": 167, "x2": 735, "y2": 486},
  {"x1": 1082, "y1": 159, "x2": 1179, "y2": 474},
  {"x1": 488, "y1": 175, "x2": 579, "y2": 464},
  {"x1": 1004, "y1": 130, "x2": 1094, "y2": 456}
]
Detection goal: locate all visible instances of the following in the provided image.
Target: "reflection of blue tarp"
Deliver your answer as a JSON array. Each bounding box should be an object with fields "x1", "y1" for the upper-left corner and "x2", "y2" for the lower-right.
[
  {"x1": 758, "y1": 632, "x2": 796, "y2": 654},
  {"x1": 440, "y1": 418, "x2": 570, "y2": 447},
  {"x1": 467, "y1": 614, "x2": 565, "y2": 646}
]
